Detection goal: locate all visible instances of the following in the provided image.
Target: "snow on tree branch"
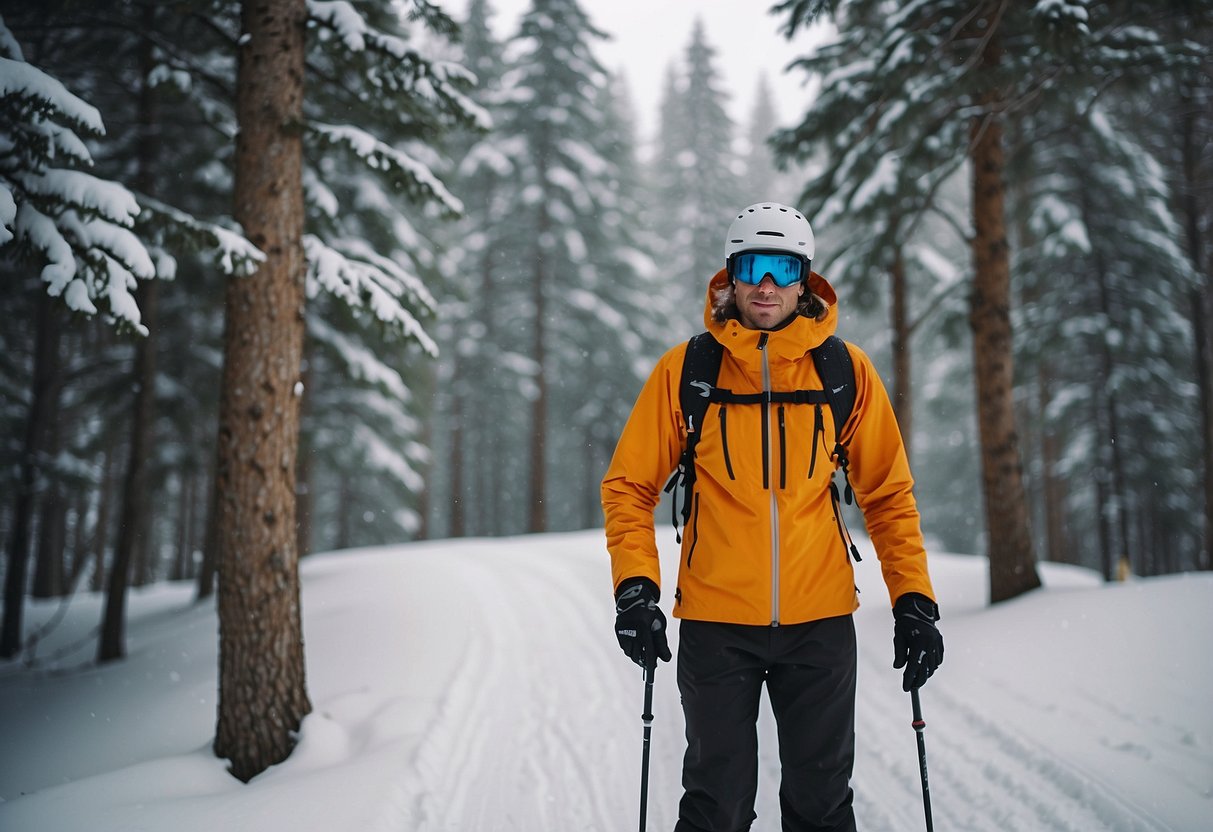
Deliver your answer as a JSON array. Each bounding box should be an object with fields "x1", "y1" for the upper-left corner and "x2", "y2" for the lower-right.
[
  {"x1": 0, "y1": 56, "x2": 105, "y2": 139},
  {"x1": 303, "y1": 233, "x2": 438, "y2": 357},
  {"x1": 308, "y1": 122, "x2": 463, "y2": 216},
  {"x1": 306, "y1": 1, "x2": 490, "y2": 133},
  {"x1": 136, "y1": 196, "x2": 265, "y2": 277},
  {"x1": 0, "y1": 17, "x2": 159, "y2": 333},
  {"x1": 309, "y1": 315, "x2": 409, "y2": 402}
]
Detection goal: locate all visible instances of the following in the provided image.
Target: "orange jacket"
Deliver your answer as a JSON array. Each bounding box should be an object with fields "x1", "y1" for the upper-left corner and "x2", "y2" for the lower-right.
[{"x1": 602, "y1": 269, "x2": 936, "y2": 625}]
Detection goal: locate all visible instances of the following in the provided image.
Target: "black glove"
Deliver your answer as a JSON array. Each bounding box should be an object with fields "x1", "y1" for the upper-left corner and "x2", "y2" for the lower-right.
[
  {"x1": 614, "y1": 577, "x2": 672, "y2": 669},
  {"x1": 892, "y1": 592, "x2": 944, "y2": 691}
]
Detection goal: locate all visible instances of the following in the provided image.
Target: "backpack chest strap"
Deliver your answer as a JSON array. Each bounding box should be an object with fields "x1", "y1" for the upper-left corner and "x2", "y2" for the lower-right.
[{"x1": 704, "y1": 387, "x2": 831, "y2": 406}]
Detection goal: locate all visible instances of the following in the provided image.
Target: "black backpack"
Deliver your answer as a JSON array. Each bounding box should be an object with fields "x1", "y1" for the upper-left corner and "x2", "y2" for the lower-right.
[{"x1": 662, "y1": 331, "x2": 863, "y2": 562}]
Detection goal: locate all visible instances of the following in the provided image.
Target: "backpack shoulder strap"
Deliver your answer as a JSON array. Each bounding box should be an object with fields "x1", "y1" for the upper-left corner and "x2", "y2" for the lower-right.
[
  {"x1": 663, "y1": 332, "x2": 724, "y2": 536},
  {"x1": 811, "y1": 335, "x2": 856, "y2": 446},
  {"x1": 679, "y1": 331, "x2": 724, "y2": 438},
  {"x1": 812, "y1": 335, "x2": 863, "y2": 562}
]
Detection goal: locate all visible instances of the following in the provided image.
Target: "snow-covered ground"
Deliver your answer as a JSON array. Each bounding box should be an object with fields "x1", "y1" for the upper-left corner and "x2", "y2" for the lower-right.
[{"x1": 1, "y1": 529, "x2": 1210, "y2": 831}]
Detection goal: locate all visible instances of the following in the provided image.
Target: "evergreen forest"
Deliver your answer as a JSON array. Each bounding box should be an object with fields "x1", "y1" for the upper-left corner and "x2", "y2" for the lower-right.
[{"x1": 1, "y1": 0, "x2": 1210, "y2": 780}]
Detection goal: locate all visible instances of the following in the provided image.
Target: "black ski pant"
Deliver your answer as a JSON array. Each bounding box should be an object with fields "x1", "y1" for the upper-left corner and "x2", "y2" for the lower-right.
[{"x1": 674, "y1": 617, "x2": 857, "y2": 832}]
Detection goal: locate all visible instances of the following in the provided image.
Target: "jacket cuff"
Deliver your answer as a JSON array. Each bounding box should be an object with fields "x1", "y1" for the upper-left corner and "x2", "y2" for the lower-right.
[
  {"x1": 615, "y1": 576, "x2": 660, "y2": 603},
  {"x1": 893, "y1": 592, "x2": 940, "y2": 621}
]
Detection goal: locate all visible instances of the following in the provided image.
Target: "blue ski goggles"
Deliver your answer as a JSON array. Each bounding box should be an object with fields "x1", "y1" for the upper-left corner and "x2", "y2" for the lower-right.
[{"x1": 728, "y1": 250, "x2": 808, "y2": 288}]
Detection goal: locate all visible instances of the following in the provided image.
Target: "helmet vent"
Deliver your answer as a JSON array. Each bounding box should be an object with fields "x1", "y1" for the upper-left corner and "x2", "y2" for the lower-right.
[{"x1": 756, "y1": 230, "x2": 784, "y2": 237}]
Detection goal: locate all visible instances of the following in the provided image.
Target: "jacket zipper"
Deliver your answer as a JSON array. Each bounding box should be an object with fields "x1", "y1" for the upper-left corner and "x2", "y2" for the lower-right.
[{"x1": 758, "y1": 333, "x2": 780, "y2": 626}]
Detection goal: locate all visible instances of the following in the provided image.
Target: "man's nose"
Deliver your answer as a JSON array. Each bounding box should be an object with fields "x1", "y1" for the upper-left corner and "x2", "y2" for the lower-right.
[{"x1": 758, "y1": 273, "x2": 778, "y2": 289}]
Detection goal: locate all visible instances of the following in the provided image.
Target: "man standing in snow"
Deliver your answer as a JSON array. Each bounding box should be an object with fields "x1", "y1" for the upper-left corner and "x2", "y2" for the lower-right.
[{"x1": 602, "y1": 203, "x2": 944, "y2": 832}]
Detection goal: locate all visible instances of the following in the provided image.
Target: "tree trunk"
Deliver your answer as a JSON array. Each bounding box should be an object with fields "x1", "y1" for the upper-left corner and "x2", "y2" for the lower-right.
[
  {"x1": 527, "y1": 208, "x2": 549, "y2": 534},
  {"x1": 476, "y1": 254, "x2": 501, "y2": 537},
  {"x1": 212, "y1": 0, "x2": 312, "y2": 782},
  {"x1": 1194, "y1": 285, "x2": 1212, "y2": 572},
  {"x1": 91, "y1": 445, "x2": 117, "y2": 593},
  {"x1": 32, "y1": 479, "x2": 67, "y2": 598},
  {"x1": 100, "y1": 21, "x2": 160, "y2": 662},
  {"x1": 69, "y1": 491, "x2": 91, "y2": 585},
  {"x1": 1091, "y1": 393, "x2": 1114, "y2": 580},
  {"x1": 1092, "y1": 252, "x2": 1132, "y2": 578},
  {"x1": 336, "y1": 472, "x2": 352, "y2": 550},
  {"x1": 1178, "y1": 83, "x2": 1212, "y2": 572},
  {"x1": 196, "y1": 454, "x2": 218, "y2": 601},
  {"x1": 889, "y1": 245, "x2": 912, "y2": 452},
  {"x1": 449, "y1": 382, "x2": 466, "y2": 538},
  {"x1": 1037, "y1": 370, "x2": 1069, "y2": 564},
  {"x1": 1, "y1": 292, "x2": 62, "y2": 658},
  {"x1": 172, "y1": 473, "x2": 193, "y2": 581},
  {"x1": 968, "y1": 21, "x2": 1041, "y2": 604}
]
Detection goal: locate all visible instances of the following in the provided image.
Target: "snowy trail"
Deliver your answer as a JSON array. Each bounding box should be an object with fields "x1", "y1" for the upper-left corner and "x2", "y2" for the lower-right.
[
  {"x1": 390, "y1": 534, "x2": 656, "y2": 831},
  {"x1": 382, "y1": 531, "x2": 1192, "y2": 832},
  {"x1": 2, "y1": 530, "x2": 1205, "y2": 832}
]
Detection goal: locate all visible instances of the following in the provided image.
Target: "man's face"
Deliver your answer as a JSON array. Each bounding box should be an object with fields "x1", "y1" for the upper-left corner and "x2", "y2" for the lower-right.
[{"x1": 734, "y1": 272, "x2": 804, "y2": 330}]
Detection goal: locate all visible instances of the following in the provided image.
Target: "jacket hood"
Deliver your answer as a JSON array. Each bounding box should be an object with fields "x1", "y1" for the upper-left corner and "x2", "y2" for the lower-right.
[{"x1": 703, "y1": 268, "x2": 840, "y2": 361}]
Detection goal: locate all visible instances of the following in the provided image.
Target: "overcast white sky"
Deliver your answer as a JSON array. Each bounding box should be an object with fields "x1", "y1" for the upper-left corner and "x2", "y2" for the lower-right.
[{"x1": 449, "y1": 0, "x2": 828, "y2": 145}]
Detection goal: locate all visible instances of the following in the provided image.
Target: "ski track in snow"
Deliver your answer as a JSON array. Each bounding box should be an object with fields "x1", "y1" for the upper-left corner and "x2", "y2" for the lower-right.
[
  {"x1": 365, "y1": 535, "x2": 1187, "y2": 832},
  {"x1": 388, "y1": 538, "x2": 646, "y2": 831},
  {"x1": 848, "y1": 641, "x2": 1175, "y2": 832}
]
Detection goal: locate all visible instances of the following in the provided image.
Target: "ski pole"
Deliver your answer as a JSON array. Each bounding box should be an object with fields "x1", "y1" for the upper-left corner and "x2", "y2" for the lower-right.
[
  {"x1": 638, "y1": 662, "x2": 656, "y2": 832},
  {"x1": 910, "y1": 688, "x2": 934, "y2": 832}
]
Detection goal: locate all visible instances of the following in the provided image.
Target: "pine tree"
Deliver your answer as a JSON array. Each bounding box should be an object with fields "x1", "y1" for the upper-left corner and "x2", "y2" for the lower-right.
[
  {"x1": 210, "y1": 0, "x2": 312, "y2": 782},
  {"x1": 550, "y1": 72, "x2": 663, "y2": 527},
  {"x1": 1008, "y1": 18, "x2": 1206, "y2": 576},
  {"x1": 211, "y1": 0, "x2": 481, "y2": 780},
  {"x1": 427, "y1": 0, "x2": 518, "y2": 537},
  {"x1": 1, "y1": 7, "x2": 262, "y2": 658},
  {"x1": 739, "y1": 74, "x2": 792, "y2": 207},
  {"x1": 648, "y1": 19, "x2": 740, "y2": 337},
  {"x1": 772, "y1": 0, "x2": 1200, "y2": 600},
  {"x1": 296, "y1": 0, "x2": 482, "y2": 548},
  {"x1": 489, "y1": 0, "x2": 620, "y2": 532}
]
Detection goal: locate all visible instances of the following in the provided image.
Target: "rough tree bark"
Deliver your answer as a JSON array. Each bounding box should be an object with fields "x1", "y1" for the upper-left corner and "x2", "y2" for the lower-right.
[
  {"x1": 212, "y1": 0, "x2": 312, "y2": 782},
  {"x1": 968, "y1": 16, "x2": 1041, "y2": 604}
]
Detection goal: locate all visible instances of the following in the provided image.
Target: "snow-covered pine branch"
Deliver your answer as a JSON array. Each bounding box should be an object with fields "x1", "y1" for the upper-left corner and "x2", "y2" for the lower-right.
[
  {"x1": 307, "y1": 1, "x2": 490, "y2": 133},
  {"x1": 135, "y1": 196, "x2": 265, "y2": 277},
  {"x1": 0, "y1": 18, "x2": 159, "y2": 333},
  {"x1": 303, "y1": 233, "x2": 437, "y2": 356},
  {"x1": 308, "y1": 315, "x2": 411, "y2": 404},
  {"x1": 308, "y1": 122, "x2": 463, "y2": 217}
]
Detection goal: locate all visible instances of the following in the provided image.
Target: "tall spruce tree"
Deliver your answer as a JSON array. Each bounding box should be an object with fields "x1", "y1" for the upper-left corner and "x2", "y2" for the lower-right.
[
  {"x1": 489, "y1": 0, "x2": 634, "y2": 532},
  {"x1": 212, "y1": 0, "x2": 482, "y2": 780},
  {"x1": 739, "y1": 74, "x2": 792, "y2": 207},
  {"x1": 648, "y1": 19, "x2": 740, "y2": 337},
  {"x1": 772, "y1": 0, "x2": 1197, "y2": 600},
  {"x1": 0, "y1": 7, "x2": 261, "y2": 659},
  {"x1": 428, "y1": 0, "x2": 520, "y2": 537},
  {"x1": 549, "y1": 72, "x2": 662, "y2": 527}
]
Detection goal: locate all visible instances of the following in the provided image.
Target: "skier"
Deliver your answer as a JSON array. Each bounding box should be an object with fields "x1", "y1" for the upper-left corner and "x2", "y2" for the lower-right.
[{"x1": 602, "y1": 202, "x2": 944, "y2": 832}]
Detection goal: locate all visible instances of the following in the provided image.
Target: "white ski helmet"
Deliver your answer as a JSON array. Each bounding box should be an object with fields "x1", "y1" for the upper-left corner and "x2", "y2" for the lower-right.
[{"x1": 724, "y1": 202, "x2": 815, "y2": 265}]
